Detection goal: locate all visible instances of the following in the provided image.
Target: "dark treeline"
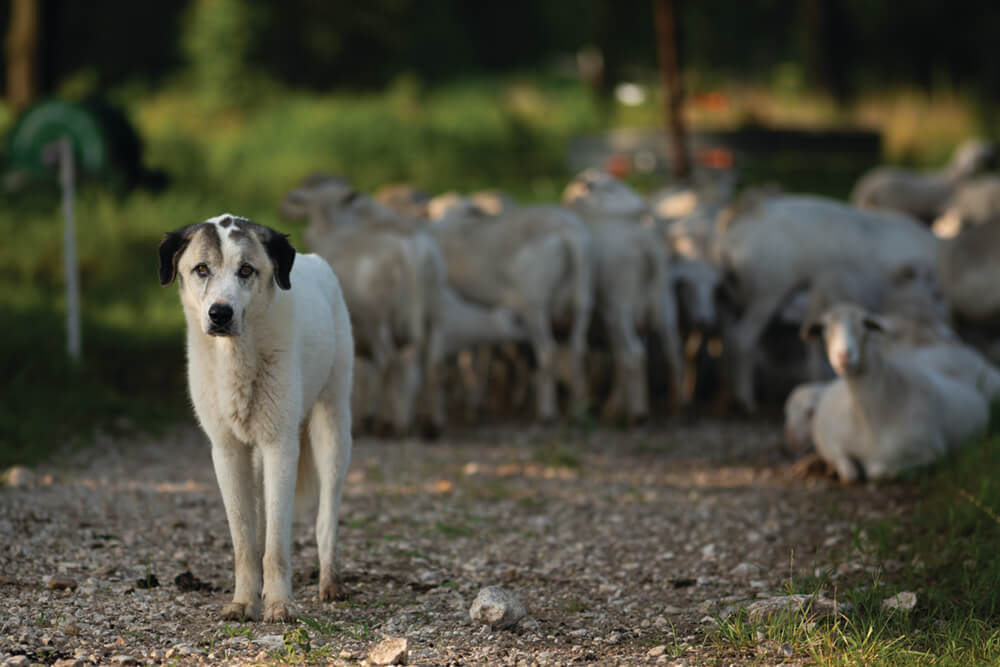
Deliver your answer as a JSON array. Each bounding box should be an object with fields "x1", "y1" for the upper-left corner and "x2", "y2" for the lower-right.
[{"x1": 10, "y1": 0, "x2": 1000, "y2": 102}]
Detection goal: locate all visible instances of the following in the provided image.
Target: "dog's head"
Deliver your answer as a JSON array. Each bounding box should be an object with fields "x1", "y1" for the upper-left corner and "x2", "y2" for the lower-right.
[{"x1": 158, "y1": 214, "x2": 296, "y2": 337}]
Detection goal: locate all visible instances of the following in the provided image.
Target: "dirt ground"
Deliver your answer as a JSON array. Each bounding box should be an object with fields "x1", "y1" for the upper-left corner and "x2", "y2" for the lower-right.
[{"x1": 0, "y1": 419, "x2": 915, "y2": 666}]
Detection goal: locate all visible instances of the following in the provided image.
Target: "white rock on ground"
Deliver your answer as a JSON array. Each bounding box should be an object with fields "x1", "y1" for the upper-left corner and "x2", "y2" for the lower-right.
[
  {"x1": 882, "y1": 591, "x2": 917, "y2": 612},
  {"x1": 469, "y1": 586, "x2": 526, "y2": 629},
  {"x1": 367, "y1": 637, "x2": 408, "y2": 665},
  {"x1": 741, "y1": 594, "x2": 850, "y2": 623}
]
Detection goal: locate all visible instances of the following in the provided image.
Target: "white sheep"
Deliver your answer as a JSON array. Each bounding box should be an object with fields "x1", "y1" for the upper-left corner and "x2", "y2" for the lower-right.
[
  {"x1": 782, "y1": 380, "x2": 831, "y2": 454},
  {"x1": 562, "y1": 173, "x2": 686, "y2": 419},
  {"x1": 932, "y1": 173, "x2": 1000, "y2": 238},
  {"x1": 850, "y1": 138, "x2": 995, "y2": 223},
  {"x1": 282, "y1": 174, "x2": 492, "y2": 436},
  {"x1": 429, "y1": 200, "x2": 595, "y2": 420},
  {"x1": 717, "y1": 194, "x2": 939, "y2": 413},
  {"x1": 938, "y1": 219, "x2": 1000, "y2": 329},
  {"x1": 804, "y1": 303, "x2": 989, "y2": 482}
]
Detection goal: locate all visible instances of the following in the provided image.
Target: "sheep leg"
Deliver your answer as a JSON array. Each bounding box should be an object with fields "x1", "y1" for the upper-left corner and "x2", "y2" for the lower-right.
[
  {"x1": 418, "y1": 327, "x2": 446, "y2": 439},
  {"x1": 655, "y1": 289, "x2": 686, "y2": 416},
  {"x1": 602, "y1": 302, "x2": 647, "y2": 424},
  {"x1": 386, "y1": 344, "x2": 421, "y2": 437},
  {"x1": 523, "y1": 307, "x2": 558, "y2": 422},
  {"x1": 682, "y1": 331, "x2": 704, "y2": 408},
  {"x1": 729, "y1": 293, "x2": 785, "y2": 414}
]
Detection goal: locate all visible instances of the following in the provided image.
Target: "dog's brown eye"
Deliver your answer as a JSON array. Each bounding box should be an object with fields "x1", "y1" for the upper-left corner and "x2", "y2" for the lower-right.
[
  {"x1": 239, "y1": 264, "x2": 254, "y2": 278},
  {"x1": 194, "y1": 264, "x2": 210, "y2": 277}
]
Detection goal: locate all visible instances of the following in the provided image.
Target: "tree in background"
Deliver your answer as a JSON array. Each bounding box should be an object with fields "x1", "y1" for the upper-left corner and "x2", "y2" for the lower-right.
[
  {"x1": 653, "y1": 0, "x2": 691, "y2": 181},
  {"x1": 5, "y1": 0, "x2": 39, "y2": 114}
]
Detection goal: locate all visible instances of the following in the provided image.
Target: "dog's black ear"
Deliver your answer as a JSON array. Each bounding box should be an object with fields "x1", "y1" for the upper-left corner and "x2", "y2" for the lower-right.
[
  {"x1": 258, "y1": 226, "x2": 296, "y2": 290},
  {"x1": 158, "y1": 224, "x2": 197, "y2": 287}
]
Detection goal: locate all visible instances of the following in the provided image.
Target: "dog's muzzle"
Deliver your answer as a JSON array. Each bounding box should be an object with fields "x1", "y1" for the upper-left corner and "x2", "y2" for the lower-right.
[{"x1": 207, "y1": 303, "x2": 236, "y2": 336}]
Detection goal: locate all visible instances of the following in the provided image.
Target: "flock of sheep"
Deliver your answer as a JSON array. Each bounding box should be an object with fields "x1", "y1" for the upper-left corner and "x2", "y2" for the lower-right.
[{"x1": 276, "y1": 136, "x2": 1000, "y2": 483}]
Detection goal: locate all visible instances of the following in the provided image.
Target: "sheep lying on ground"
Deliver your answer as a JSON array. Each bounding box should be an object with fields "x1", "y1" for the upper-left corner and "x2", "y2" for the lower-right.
[
  {"x1": 932, "y1": 173, "x2": 1000, "y2": 238},
  {"x1": 938, "y1": 219, "x2": 1000, "y2": 328},
  {"x1": 782, "y1": 380, "x2": 831, "y2": 454},
  {"x1": 849, "y1": 138, "x2": 995, "y2": 223},
  {"x1": 804, "y1": 303, "x2": 990, "y2": 482},
  {"x1": 717, "y1": 194, "x2": 939, "y2": 413}
]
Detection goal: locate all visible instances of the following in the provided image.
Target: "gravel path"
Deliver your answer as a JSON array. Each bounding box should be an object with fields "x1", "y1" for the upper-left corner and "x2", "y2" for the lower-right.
[{"x1": 0, "y1": 420, "x2": 914, "y2": 666}]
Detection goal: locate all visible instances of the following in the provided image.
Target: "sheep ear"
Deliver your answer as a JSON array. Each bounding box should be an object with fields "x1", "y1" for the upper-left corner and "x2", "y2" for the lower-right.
[
  {"x1": 801, "y1": 320, "x2": 823, "y2": 341},
  {"x1": 251, "y1": 223, "x2": 296, "y2": 290},
  {"x1": 157, "y1": 223, "x2": 198, "y2": 287},
  {"x1": 862, "y1": 315, "x2": 886, "y2": 333}
]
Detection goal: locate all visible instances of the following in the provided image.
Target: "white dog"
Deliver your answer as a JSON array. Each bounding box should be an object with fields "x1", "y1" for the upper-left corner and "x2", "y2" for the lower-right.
[{"x1": 158, "y1": 214, "x2": 354, "y2": 622}]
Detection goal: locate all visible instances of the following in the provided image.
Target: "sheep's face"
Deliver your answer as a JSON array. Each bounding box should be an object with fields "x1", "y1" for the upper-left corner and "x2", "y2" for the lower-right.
[
  {"x1": 783, "y1": 381, "x2": 828, "y2": 452},
  {"x1": 804, "y1": 303, "x2": 884, "y2": 377},
  {"x1": 279, "y1": 175, "x2": 359, "y2": 248}
]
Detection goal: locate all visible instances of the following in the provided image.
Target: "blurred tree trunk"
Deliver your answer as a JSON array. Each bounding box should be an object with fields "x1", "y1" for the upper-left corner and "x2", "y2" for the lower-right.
[
  {"x1": 6, "y1": 0, "x2": 39, "y2": 114},
  {"x1": 654, "y1": 0, "x2": 691, "y2": 181}
]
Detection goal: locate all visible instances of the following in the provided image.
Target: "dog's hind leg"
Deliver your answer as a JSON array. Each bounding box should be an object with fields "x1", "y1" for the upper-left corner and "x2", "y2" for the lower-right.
[
  {"x1": 209, "y1": 433, "x2": 263, "y2": 621},
  {"x1": 309, "y1": 390, "x2": 353, "y2": 602}
]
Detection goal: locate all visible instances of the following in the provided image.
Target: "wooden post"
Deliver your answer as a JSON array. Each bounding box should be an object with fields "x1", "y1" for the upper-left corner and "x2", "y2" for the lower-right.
[
  {"x1": 5, "y1": 0, "x2": 39, "y2": 114},
  {"x1": 653, "y1": 0, "x2": 691, "y2": 181}
]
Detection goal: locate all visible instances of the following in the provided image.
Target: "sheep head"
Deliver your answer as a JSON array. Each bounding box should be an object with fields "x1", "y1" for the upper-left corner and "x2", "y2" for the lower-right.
[{"x1": 802, "y1": 302, "x2": 886, "y2": 377}]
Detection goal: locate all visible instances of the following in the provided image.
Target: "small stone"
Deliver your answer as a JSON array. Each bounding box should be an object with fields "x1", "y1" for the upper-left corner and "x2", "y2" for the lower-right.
[
  {"x1": 253, "y1": 634, "x2": 284, "y2": 651},
  {"x1": 469, "y1": 586, "x2": 526, "y2": 629},
  {"x1": 110, "y1": 656, "x2": 137, "y2": 665},
  {"x1": 647, "y1": 644, "x2": 667, "y2": 657},
  {"x1": 729, "y1": 562, "x2": 761, "y2": 580},
  {"x1": 882, "y1": 591, "x2": 917, "y2": 612},
  {"x1": 781, "y1": 643, "x2": 794, "y2": 657},
  {"x1": 46, "y1": 575, "x2": 78, "y2": 591},
  {"x1": 743, "y1": 594, "x2": 849, "y2": 623},
  {"x1": 4, "y1": 658, "x2": 30, "y2": 667},
  {"x1": 368, "y1": 637, "x2": 408, "y2": 665},
  {"x1": 53, "y1": 659, "x2": 86, "y2": 667}
]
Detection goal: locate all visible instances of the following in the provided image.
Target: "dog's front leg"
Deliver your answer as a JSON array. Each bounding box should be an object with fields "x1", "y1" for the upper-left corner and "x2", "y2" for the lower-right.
[
  {"x1": 260, "y1": 434, "x2": 299, "y2": 622},
  {"x1": 210, "y1": 437, "x2": 262, "y2": 621}
]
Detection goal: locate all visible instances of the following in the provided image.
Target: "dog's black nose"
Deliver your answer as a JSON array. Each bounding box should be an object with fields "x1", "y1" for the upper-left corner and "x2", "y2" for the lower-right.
[{"x1": 209, "y1": 303, "x2": 233, "y2": 326}]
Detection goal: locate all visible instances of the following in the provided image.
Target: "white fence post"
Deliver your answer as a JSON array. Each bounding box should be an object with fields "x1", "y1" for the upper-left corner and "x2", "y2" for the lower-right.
[{"x1": 44, "y1": 136, "x2": 81, "y2": 363}]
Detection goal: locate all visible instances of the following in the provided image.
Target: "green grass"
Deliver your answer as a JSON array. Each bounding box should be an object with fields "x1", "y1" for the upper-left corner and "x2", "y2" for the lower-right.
[{"x1": 710, "y1": 409, "x2": 1000, "y2": 665}]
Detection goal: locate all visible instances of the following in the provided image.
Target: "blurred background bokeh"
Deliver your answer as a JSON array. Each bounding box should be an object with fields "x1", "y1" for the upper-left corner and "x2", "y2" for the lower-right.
[{"x1": 3, "y1": 0, "x2": 999, "y2": 465}]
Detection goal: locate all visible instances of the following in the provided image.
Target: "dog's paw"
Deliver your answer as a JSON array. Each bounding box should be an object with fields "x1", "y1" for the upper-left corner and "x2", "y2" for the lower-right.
[
  {"x1": 221, "y1": 600, "x2": 261, "y2": 621},
  {"x1": 319, "y1": 576, "x2": 344, "y2": 602},
  {"x1": 263, "y1": 600, "x2": 298, "y2": 623}
]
